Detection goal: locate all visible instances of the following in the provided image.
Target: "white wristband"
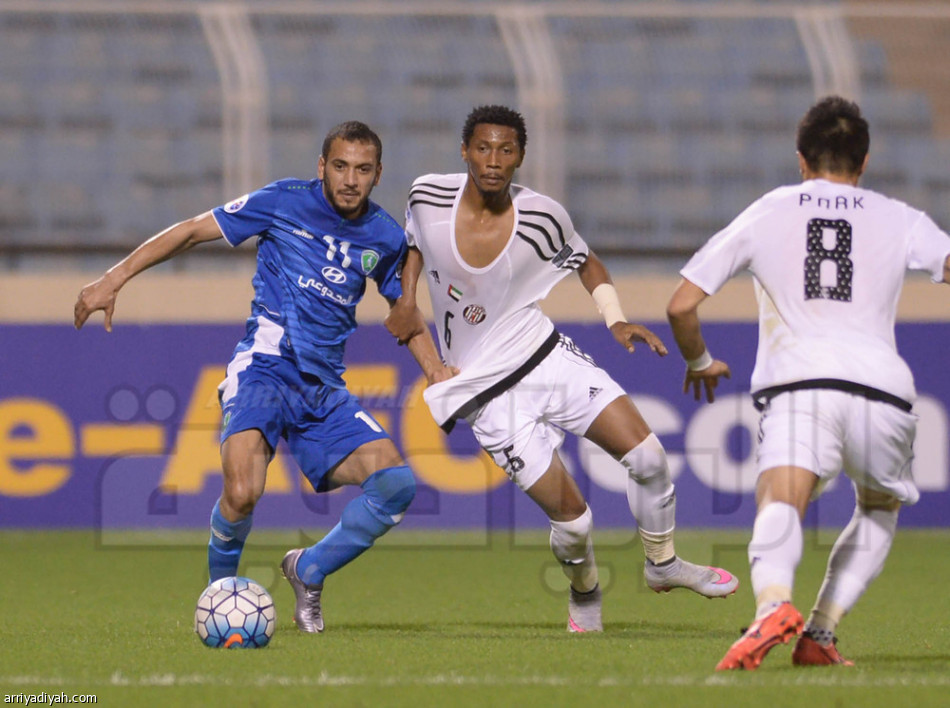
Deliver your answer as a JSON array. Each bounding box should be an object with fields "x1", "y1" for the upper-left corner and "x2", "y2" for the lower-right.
[
  {"x1": 591, "y1": 283, "x2": 626, "y2": 328},
  {"x1": 686, "y1": 349, "x2": 714, "y2": 371}
]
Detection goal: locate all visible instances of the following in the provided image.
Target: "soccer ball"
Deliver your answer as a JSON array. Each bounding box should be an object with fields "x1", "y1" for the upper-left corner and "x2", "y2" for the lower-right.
[{"x1": 194, "y1": 576, "x2": 276, "y2": 648}]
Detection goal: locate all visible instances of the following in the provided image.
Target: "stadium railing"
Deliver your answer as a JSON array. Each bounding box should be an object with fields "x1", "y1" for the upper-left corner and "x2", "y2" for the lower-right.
[{"x1": 2, "y1": 1, "x2": 950, "y2": 272}]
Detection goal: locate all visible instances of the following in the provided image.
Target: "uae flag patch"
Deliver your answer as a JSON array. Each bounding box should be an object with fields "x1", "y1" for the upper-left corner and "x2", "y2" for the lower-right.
[{"x1": 448, "y1": 284, "x2": 463, "y2": 302}]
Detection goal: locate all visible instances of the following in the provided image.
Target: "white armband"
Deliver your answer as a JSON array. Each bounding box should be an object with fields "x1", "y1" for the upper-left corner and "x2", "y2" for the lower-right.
[
  {"x1": 591, "y1": 283, "x2": 626, "y2": 328},
  {"x1": 686, "y1": 349, "x2": 714, "y2": 371}
]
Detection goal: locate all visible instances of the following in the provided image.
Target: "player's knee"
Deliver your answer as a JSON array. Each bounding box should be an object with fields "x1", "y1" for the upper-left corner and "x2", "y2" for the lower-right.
[
  {"x1": 222, "y1": 478, "x2": 262, "y2": 517},
  {"x1": 620, "y1": 433, "x2": 669, "y2": 484},
  {"x1": 362, "y1": 465, "x2": 416, "y2": 518},
  {"x1": 549, "y1": 505, "x2": 593, "y2": 563}
]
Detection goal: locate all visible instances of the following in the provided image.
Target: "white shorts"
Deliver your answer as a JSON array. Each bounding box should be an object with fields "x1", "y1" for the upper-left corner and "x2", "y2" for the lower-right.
[
  {"x1": 467, "y1": 334, "x2": 626, "y2": 491},
  {"x1": 756, "y1": 388, "x2": 919, "y2": 504}
]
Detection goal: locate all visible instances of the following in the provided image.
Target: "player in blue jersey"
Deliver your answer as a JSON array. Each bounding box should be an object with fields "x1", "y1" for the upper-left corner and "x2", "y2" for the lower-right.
[{"x1": 74, "y1": 121, "x2": 451, "y2": 634}]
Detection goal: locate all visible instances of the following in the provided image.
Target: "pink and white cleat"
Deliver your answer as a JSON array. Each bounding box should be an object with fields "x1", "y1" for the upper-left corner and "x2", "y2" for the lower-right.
[{"x1": 644, "y1": 557, "x2": 738, "y2": 598}]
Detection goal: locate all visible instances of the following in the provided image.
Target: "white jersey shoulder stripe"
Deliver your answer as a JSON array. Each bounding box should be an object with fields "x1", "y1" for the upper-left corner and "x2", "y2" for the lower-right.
[
  {"x1": 517, "y1": 209, "x2": 568, "y2": 260},
  {"x1": 410, "y1": 182, "x2": 458, "y2": 196},
  {"x1": 517, "y1": 230, "x2": 554, "y2": 261},
  {"x1": 518, "y1": 222, "x2": 560, "y2": 255},
  {"x1": 519, "y1": 208, "x2": 566, "y2": 246},
  {"x1": 411, "y1": 178, "x2": 458, "y2": 191},
  {"x1": 409, "y1": 182, "x2": 458, "y2": 209},
  {"x1": 409, "y1": 194, "x2": 455, "y2": 209}
]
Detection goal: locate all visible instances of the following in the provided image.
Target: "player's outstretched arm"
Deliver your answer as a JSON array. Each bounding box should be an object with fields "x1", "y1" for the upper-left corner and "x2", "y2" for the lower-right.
[
  {"x1": 74, "y1": 211, "x2": 223, "y2": 331},
  {"x1": 666, "y1": 278, "x2": 731, "y2": 403},
  {"x1": 385, "y1": 246, "x2": 427, "y2": 344},
  {"x1": 577, "y1": 250, "x2": 667, "y2": 356}
]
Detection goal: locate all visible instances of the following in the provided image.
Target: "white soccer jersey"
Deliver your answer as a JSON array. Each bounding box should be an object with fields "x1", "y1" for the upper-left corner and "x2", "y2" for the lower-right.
[
  {"x1": 682, "y1": 178, "x2": 950, "y2": 403},
  {"x1": 405, "y1": 173, "x2": 589, "y2": 427}
]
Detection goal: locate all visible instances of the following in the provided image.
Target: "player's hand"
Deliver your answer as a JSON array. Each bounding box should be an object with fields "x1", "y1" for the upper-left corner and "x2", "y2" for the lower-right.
[
  {"x1": 74, "y1": 275, "x2": 119, "y2": 331},
  {"x1": 385, "y1": 300, "x2": 426, "y2": 345},
  {"x1": 683, "y1": 360, "x2": 731, "y2": 403},
  {"x1": 609, "y1": 322, "x2": 668, "y2": 356},
  {"x1": 427, "y1": 365, "x2": 460, "y2": 386}
]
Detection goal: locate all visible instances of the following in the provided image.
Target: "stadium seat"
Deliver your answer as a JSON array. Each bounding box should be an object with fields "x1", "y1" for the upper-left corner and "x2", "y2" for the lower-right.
[{"x1": 4, "y1": 6, "x2": 950, "y2": 265}]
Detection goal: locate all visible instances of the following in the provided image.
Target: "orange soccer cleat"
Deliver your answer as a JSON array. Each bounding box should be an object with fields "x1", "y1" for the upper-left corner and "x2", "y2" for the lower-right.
[
  {"x1": 715, "y1": 602, "x2": 804, "y2": 671},
  {"x1": 792, "y1": 633, "x2": 855, "y2": 667}
]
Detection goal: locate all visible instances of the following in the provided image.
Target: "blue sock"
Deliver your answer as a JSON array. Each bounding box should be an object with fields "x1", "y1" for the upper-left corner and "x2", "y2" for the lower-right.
[
  {"x1": 207, "y1": 499, "x2": 253, "y2": 581},
  {"x1": 297, "y1": 465, "x2": 415, "y2": 586}
]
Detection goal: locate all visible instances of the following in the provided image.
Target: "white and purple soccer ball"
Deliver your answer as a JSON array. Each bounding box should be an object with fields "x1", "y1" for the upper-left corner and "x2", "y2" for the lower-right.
[{"x1": 194, "y1": 577, "x2": 276, "y2": 648}]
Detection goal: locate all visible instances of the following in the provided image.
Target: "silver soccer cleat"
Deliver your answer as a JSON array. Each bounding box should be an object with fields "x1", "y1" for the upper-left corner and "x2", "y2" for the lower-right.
[
  {"x1": 281, "y1": 548, "x2": 325, "y2": 633},
  {"x1": 644, "y1": 557, "x2": 738, "y2": 598}
]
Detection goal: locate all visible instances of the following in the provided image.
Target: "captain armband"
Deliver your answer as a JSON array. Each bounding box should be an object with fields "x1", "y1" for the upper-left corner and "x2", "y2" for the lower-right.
[{"x1": 591, "y1": 283, "x2": 626, "y2": 329}]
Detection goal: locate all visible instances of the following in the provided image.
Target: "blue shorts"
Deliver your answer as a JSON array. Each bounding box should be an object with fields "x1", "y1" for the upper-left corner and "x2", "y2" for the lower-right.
[{"x1": 218, "y1": 353, "x2": 390, "y2": 492}]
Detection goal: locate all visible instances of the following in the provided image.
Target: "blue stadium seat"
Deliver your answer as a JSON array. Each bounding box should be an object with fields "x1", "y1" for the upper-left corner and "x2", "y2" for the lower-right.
[
  {"x1": 3, "y1": 7, "x2": 949, "y2": 266},
  {"x1": 861, "y1": 89, "x2": 933, "y2": 134}
]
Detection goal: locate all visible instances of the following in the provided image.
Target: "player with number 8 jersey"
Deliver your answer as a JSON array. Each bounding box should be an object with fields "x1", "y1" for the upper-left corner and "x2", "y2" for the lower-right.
[
  {"x1": 679, "y1": 167, "x2": 947, "y2": 407},
  {"x1": 667, "y1": 96, "x2": 950, "y2": 671}
]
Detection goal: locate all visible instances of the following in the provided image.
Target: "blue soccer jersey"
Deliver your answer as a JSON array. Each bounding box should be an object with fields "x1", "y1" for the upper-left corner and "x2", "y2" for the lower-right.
[{"x1": 212, "y1": 178, "x2": 406, "y2": 387}]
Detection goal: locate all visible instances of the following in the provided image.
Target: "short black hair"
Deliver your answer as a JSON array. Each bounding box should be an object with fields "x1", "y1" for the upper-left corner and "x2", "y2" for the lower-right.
[
  {"x1": 322, "y1": 121, "x2": 383, "y2": 163},
  {"x1": 796, "y1": 96, "x2": 869, "y2": 176},
  {"x1": 461, "y1": 105, "x2": 528, "y2": 152}
]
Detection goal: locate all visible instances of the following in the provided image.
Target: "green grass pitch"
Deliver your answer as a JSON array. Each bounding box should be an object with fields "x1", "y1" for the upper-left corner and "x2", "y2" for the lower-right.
[{"x1": 1, "y1": 528, "x2": 947, "y2": 707}]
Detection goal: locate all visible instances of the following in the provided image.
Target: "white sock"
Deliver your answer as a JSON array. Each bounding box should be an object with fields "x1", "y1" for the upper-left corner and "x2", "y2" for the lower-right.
[
  {"x1": 805, "y1": 505, "x2": 898, "y2": 639},
  {"x1": 748, "y1": 502, "x2": 801, "y2": 618},
  {"x1": 550, "y1": 506, "x2": 598, "y2": 593},
  {"x1": 621, "y1": 433, "x2": 676, "y2": 564}
]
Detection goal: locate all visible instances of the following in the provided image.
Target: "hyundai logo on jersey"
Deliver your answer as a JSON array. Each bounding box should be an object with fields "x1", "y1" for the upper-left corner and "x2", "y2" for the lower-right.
[
  {"x1": 463, "y1": 304, "x2": 487, "y2": 325},
  {"x1": 321, "y1": 266, "x2": 347, "y2": 284}
]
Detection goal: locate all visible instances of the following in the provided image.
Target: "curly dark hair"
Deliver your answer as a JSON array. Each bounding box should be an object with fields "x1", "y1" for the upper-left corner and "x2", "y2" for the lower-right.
[
  {"x1": 461, "y1": 105, "x2": 527, "y2": 151},
  {"x1": 796, "y1": 96, "x2": 869, "y2": 176},
  {"x1": 321, "y1": 120, "x2": 383, "y2": 163}
]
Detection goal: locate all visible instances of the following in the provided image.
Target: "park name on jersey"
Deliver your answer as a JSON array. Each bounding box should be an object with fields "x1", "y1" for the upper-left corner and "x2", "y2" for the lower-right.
[{"x1": 798, "y1": 192, "x2": 865, "y2": 210}]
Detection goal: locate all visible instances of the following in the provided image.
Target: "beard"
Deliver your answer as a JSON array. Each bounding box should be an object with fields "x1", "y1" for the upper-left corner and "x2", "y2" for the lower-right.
[{"x1": 324, "y1": 186, "x2": 367, "y2": 219}]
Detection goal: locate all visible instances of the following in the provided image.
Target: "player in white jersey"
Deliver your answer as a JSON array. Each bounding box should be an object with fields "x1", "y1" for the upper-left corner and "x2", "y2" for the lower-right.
[
  {"x1": 388, "y1": 105, "x2": 738, "y2": 632},
  {"x1": 667, "y1": 96, "x2": 950, "y2": 670}
]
